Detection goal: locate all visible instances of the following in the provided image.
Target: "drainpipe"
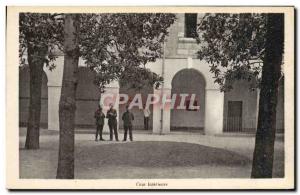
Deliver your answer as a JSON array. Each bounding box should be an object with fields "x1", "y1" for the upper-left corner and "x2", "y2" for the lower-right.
[{"x1": 160, "y1": 41, "x2": 166, "y2": 135}]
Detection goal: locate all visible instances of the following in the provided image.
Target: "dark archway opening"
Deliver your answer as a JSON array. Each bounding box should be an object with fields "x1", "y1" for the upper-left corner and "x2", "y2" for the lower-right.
[
  {"x1": 19, "y1": 66, "x2": 48, "y2": 128},
  {"x1": 170, "y1": 68, "x2": 206, "y2": 132},
  {"x1": 75, "y1": 67, "x2": 101, "y2": 128}
]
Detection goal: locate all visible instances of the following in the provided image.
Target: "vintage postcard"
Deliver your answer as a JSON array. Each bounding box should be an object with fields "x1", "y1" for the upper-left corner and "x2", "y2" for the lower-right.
[{"x1": 6, "y1": 6, "x2": 294, "y2": 189}]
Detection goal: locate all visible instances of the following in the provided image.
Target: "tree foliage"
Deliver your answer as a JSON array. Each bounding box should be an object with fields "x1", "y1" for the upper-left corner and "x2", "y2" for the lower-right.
[
  {"x1": 19, "y1": 13, "x2": 63, "y2": 70},
  {"x1": 79, "y1": 13, "x2": 176, "y2": 91},
  {"x1": 196, "y1": 13, "x2": 267, "y2": 91},
  {"x1": 20, "y1": 13, "x2": 175, "y2": 91}
]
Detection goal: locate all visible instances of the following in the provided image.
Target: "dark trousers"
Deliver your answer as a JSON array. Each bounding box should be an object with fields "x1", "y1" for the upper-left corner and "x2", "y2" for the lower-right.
[
  {"x1": 108, "y1": 121, "x2": 118, "y2": 141},
  {"x1": 95, "y1": 124, "x2": 104, "y2": 140},
  {"x1": 144, "y1": 117, "x2": 149, "y2": 130},
  {"x1": 123, "y1": 125, "x2": 133, "y2": 141}
]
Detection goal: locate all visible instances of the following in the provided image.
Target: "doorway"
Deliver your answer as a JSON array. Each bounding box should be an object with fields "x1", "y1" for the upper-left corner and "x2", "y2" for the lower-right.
[{"x1": 225, "y1": 101, "x2": 242, "y2": 132}]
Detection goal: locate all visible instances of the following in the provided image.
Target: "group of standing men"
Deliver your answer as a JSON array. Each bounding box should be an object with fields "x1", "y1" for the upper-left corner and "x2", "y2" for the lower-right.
[{"x1": 94, "y1": 104, "x2": 151, "y2": 142}]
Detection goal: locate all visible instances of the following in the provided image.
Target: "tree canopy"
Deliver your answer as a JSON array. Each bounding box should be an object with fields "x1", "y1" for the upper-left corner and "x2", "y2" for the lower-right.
[
  {"x1": 79, "y1": 13, "x2": 176, "y2": 91},
  {"x1": 196, "y1": 13, "x2": 267, "y2": 91},
  {"x1": 19, "y1": 13, "x2": 64, "y2": 70},
  {"x1": 19, "y1": 13, "x2": 176, "y2": 90}
]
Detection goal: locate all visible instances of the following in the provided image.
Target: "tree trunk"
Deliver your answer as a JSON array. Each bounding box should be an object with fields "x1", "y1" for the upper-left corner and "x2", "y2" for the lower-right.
[
  {"x1": 56, "y1": 14, "x2": 80, "y2": 179},
  {"x1": 25, "y1": 43, "x2": 47, "y2": 149},
  {"x1": 251, "y1": 14, "x2": 284, "y2": 178}
]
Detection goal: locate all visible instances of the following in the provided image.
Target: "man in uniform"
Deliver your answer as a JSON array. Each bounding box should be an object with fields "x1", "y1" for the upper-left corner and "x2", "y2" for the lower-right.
[
  {"x1": 122, "y1": 105, "x2": 134, "y2": 141},
  {"x1": 94, "y1": 105, "x2": 105, "y2": 141},
  {"x1": 106, "y1": 103, "x2": 119, "y2": 141}
]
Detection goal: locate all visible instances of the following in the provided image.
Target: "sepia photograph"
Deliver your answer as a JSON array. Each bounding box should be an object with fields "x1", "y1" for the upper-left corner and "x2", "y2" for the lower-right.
[{"x1": 6, "y1": 6, "x2": 294, "y2": 189}]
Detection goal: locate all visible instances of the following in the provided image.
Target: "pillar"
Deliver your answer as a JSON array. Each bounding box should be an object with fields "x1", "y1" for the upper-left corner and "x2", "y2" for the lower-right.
[
  {"x1": 44, "y1": 56, "x2": 64, "y2": 130},
  {"x1": 152, "y1": 88, "x2": 171, "y2": 134},
  {"x1": 204, "y1": 89, "x2": 224, "y2": 135},
  {"x1": 100, "y1": 81, "x2": 119, "y2": 133},
  {"x1": 162, "y1": 88, "x2": 171, "y2": 134},
  {"x1": 256, "y1": 88, "x2": 260, "y2": 128},
  {"x1": 47, "y1": 86, "x2": 61, "y2": 130},
  {"x1": 152, "y1": 89, "x2": 162, "y2": 134}
]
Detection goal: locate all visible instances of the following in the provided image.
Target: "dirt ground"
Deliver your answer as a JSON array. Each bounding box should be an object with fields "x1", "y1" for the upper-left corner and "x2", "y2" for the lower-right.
[{"x1": 19, "y1": 128, "x2": 284, "y2": 179}]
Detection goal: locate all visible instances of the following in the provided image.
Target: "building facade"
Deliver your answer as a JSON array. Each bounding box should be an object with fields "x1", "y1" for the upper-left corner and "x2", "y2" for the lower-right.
[{"x1": 19, "y1": 13, "x2": 284, "y2": 134}]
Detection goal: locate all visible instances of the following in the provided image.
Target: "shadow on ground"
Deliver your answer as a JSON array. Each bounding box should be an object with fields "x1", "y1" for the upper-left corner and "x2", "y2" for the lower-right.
[
  {"x1": 77, "y1": 141, "x2": 249, "y2": 168},
  {"x1": 19, "y1": 128, "x2": 283, "y2": 179}
]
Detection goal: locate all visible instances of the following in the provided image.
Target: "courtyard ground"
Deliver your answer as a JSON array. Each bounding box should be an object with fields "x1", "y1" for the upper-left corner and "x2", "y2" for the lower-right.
[{"x1": 19, "y1": 128, "x2": 284, "y2": 179}]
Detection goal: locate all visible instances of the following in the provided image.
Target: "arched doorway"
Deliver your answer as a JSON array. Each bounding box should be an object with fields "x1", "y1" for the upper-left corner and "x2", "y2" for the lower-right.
[
  {"x1": 170, "y1": 68, "x2": 206, "y2": 131},
  {"x1": 223, "y1": 79, "x2": 258, "y2": 133},
  {"x1": 19, "y1": 66, "x2": 48, "y2": 128},
  {"x1": 119, "y1": 79, "x2": 153, "y2": 130},
  {"x1": 75, "y1": 67, "x2": 101, "y2": 128}
]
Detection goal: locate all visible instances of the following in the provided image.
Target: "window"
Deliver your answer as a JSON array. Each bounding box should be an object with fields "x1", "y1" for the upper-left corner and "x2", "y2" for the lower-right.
[{"x1": 184, "y1": 13, "x2": 197, "y2": 38}]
